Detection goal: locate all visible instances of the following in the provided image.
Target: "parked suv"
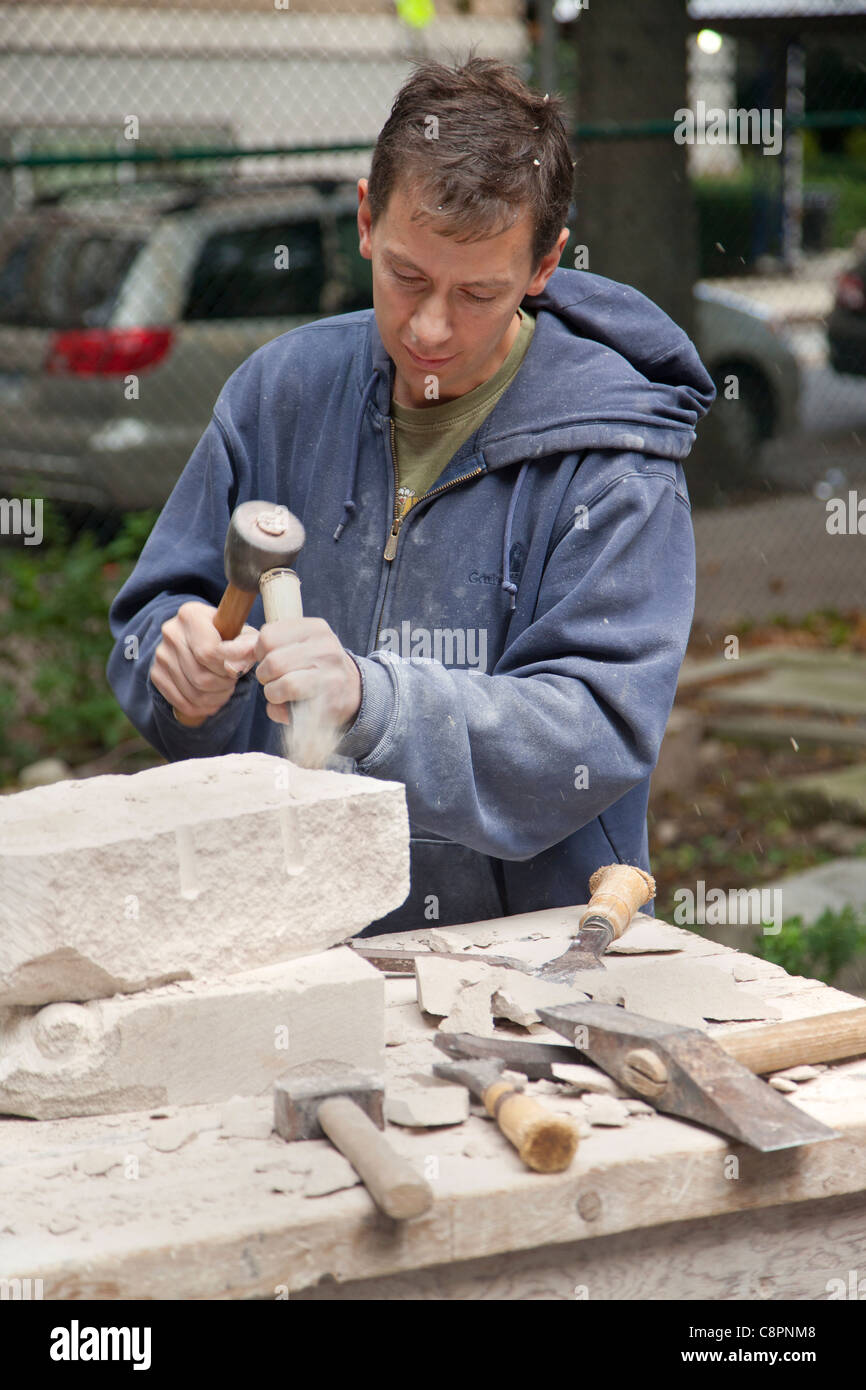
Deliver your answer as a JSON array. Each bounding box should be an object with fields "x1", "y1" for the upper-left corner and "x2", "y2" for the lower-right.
[
  {"x1": 0, "y1": 180, "x2": 372, "y2": 510},
  {"x1": 0, "y1": 181, "x2": 800, "y2": 512}
]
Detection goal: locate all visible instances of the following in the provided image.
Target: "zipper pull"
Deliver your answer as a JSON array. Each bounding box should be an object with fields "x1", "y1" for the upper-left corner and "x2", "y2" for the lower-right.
[{"x1": 384, "y1": 487, "x2": 415, "y2": 561}]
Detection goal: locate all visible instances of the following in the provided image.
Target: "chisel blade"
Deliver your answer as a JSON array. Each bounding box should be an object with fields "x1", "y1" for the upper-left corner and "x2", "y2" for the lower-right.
[{"x1": 537, "y1": 1001, "x2": 840, "y2": 1152}]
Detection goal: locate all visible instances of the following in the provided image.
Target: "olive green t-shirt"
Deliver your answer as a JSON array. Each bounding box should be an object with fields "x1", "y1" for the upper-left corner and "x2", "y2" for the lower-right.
[{"x1": 391, "y1": 307, "x2": 535, "y2": 508}]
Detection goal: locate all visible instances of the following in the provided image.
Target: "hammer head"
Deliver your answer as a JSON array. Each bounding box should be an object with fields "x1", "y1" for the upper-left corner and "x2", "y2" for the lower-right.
[
  {"x1": 274, "y1": 1067, "x2": 384, "y2": 1142},
  {"x1": 225, "y1": 500, "x2": 305, "y2": 594}
]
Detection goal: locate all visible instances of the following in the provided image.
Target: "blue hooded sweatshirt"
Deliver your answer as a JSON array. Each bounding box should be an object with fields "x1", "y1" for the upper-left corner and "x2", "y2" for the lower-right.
[{"x1": 107, "y1": 267, "x2": 715, "y2": 934}]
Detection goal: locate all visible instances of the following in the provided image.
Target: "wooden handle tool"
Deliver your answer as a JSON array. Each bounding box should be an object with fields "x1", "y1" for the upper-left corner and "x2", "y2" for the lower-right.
[
  {"x1": 434, "y1": 1058, "x2": 578, "y2": 1172},
  {"x1": 317, "y1": 1096, "x2": 434, "y2": 1220},
  {"x1": 579, "y1": 862, "x2": 656, "y2": 940},
  {"x1": 274, "y1": 1069, "x2": 434, "y2": 1221},
  {"x1": 173, "y1": 500, "x2": 305, "y2": 727}
]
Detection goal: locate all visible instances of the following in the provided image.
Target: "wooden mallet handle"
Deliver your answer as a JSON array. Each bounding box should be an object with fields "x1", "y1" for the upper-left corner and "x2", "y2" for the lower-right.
[
  {"x1": 173, "y1": 585, "x2": 257, "y2": 727},
  {"x1": 317, "y1": 1096, "x2": 434, "y2": 1220},
  {"x1": 482, "y1": 1080, "x2": 578, "y2": 1173},
  {"x1": 172, "y1": 500, "x2": 305, "y2": 729}
]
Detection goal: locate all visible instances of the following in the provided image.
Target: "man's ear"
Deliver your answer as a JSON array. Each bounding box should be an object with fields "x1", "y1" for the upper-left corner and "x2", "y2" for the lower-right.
[
  {"x1": 357, "y1": 178, "x2": 373, "y2": 262},
  {"x1": 525, "y1": 227, "x2": 570, "y2": 296}
]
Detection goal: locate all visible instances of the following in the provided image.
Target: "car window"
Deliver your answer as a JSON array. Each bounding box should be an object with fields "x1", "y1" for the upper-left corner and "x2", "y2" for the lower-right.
[
  {"x1": 183, "y1": 219, "x2": 325, "y2": 320},
  {"x1": 0, "y1": 226, "x2": 144, "y2": 328}
]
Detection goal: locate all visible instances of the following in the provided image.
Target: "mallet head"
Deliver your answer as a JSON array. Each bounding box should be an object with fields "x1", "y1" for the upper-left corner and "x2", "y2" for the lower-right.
[
  {"x1": 225, "y1": 500, "x2": 305, "y2": 594},
  {"x1": 274, "y1": 1067, "x2": 384, "y2": 1142}
]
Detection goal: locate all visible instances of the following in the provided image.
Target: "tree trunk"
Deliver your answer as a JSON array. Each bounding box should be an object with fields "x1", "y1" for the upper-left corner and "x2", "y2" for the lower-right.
[{"x1": 575, "y1": 0, "x2": 696, "y2": 333}]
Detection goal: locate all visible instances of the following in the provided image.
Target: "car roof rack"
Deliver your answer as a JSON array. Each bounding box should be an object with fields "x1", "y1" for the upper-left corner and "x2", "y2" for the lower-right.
[{"x1": 30, "y1": 173, "x2": 353, "y2": 213}]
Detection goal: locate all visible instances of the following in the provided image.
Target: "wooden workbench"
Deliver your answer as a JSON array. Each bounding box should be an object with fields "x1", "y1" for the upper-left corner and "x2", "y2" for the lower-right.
[{"x1": 1, "y1": 911, "x2": 864, "y2": 1301}]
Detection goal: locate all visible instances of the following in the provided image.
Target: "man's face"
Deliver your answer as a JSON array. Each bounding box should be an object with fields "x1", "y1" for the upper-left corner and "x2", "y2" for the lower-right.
[{"x1": 357, "y1": 176, "x2": 567, "y2": 408}]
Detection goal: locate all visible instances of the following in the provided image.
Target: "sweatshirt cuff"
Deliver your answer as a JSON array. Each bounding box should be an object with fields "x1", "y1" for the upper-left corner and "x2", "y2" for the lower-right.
[
  {"x1": 335, "y1": 654, "x2": 396, "y2": 763},
  {"x1": 150, "y1": 670, "x2": 257, "y2": 756}
]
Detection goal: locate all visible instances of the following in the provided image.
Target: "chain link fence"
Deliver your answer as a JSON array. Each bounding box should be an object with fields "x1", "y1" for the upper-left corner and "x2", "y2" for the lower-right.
[{"x1": 0, "y1": 0, "x2": 865, "y2": 786}]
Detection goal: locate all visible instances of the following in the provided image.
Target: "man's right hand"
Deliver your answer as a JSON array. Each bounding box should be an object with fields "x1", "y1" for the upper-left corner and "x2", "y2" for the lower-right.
[{"x1": 150, "y1": 601, "x2": 259, "y2": 724}]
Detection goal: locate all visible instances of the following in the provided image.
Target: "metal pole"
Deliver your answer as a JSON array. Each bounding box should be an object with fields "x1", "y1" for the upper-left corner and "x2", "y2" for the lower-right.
[
  {"x1": 538, "y1": 0, "x2": 557, "y2": 97},
  {"x1": 782, "y1": 41, "x2": 805, "y2": 271}
]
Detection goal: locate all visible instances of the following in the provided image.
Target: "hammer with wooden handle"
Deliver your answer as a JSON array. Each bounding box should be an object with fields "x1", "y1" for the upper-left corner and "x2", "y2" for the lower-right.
[
  {"x1": 274, "y1": 1067, "x2": 434, "y2": 1221},
  {"x1": 174, "y1": 499, "x2": 305, "y2": 728},
  {"x1": 433, "y1": 1057, "x2": 579, "y2": 1172}
]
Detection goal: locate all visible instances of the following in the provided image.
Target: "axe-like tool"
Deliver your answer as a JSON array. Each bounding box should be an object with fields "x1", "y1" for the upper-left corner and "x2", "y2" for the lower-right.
[{"x1": 536, "y1": 1000, "x2": 840, "y2": 1153}]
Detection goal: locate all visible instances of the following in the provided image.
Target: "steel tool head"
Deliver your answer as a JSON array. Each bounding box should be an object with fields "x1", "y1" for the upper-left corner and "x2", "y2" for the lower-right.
[
  {"x1": 533, "y1": 922, "x2": 614, "y2": 981},
  {"x1": 433, "y1": 1057, "x2": 515, "y2": 1100},
  {"x1": 225, "y1": 500, "x2": 305, "y2": 594},
  {"x1": 536, "y1": 1001, "x2": 839, "y2": 1152},
  {"x1": 433, "y1": 1031, "x2": 578, "y2": 1081},
  {"x1": 274, "y1": 1066, "x2": 384, "y2": 1142}
]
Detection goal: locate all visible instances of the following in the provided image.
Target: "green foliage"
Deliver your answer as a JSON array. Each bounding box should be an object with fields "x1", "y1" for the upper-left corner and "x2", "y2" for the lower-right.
[
  {"x1": 0, "y1": 506, "x2": 157, "y2": 783},
  {"x1": 693, "y1": 157, "x2": 866, "y2": 273},
  {"x1": 754, "y1": 905, "x2": 866, "y2": 985},
  {"x1": 802, "y1": 154, "x2": 866, "y2": 250}
]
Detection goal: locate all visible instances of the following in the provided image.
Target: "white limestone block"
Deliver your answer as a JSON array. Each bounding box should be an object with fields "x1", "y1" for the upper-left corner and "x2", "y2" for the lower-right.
[
  {"x1": 0, "y1": 752, "x2": 409, "y2": 1005},
  {"x1": 0, "y1": 946, "x2": 384, "y2": 1120}
]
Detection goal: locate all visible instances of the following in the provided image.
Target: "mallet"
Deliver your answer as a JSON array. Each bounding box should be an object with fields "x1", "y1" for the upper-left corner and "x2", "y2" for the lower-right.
[
  {"x1": 274, "y1": 1067, "x2": 434, "y2": 1220},
  {"x1": 174, "y1": 499, "x2": 305, "y2": 730}
]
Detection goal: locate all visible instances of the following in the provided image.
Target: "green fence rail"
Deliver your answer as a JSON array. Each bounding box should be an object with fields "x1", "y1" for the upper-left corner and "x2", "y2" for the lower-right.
[{"x1": 1, "y1": 110, "x2": 864, "y2": 171}]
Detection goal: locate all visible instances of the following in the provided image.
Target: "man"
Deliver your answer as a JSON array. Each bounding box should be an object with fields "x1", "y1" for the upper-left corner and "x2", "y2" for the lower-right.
[{"x1": 107, "y1": 56, "x2": 715, "y2": 934}]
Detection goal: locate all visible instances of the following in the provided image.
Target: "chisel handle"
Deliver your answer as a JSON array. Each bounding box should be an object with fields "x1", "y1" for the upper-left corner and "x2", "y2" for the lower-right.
[
  {"x1": 579, "y1": 862, "x2": 656, "y2": 940},
  {"x1": 317, "y1": 1096, "x2": 434, "y2": 1220},
  {"x1": 482, "y1": 1080, "x2": 578, "y2": 1173},
  {"x1": 260, "y1": 566, "x2": 327, "y2": 768}
]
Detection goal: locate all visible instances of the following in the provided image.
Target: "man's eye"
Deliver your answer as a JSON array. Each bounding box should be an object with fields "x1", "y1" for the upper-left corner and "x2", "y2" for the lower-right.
[
  {"x1": 465, "y1": 291, "x2": 494, "y2": 304},
  {"x1": 393, "y1": 271, "x2": 422, "y2": 286}
]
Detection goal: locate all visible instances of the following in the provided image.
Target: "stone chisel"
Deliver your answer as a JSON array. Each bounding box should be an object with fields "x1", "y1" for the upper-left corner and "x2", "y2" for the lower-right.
[
  {"x1": 536, "y1": 1000, "x2": 840, "y2": 1153},
  {"x1": 274, "y1": 1067, "x2": 434, "y2": 1220},
  {"x1": 432, "y1": 1057, "x2": 579, "y2": 1172},
  {"x1": 532, "y1": 862, "x2": 656, "y2": 982},
  {"x1": 352, "y1": 861, "x2": 656, "y2": 984}
]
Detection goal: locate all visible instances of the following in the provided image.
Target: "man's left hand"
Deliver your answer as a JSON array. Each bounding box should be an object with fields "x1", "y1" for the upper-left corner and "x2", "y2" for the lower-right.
[{"x1": 255, "y1": 618, "x2": 362, "y2": 730}]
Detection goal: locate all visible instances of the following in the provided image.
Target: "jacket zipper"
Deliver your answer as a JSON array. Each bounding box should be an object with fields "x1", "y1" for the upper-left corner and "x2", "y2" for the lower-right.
[{"x1": 374, "y1": 415, "x2": 484, "y2": 644}]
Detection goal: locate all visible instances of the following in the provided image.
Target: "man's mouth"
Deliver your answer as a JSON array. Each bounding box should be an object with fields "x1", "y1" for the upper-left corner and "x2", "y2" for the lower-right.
[{"x1": 403, "y1": 344, "x2": 456, "y2": 370}]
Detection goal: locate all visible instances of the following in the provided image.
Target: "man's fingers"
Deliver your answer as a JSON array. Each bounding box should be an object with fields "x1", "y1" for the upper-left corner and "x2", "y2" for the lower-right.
[
  {"x1": 150, "y1": 666, "x2": 225, "y2": 721},
  {"x1": 153, "y1": 650, "x2": 208, "y2": 711},
  {"x1": 260, "y1": 668, "x2": 321, "y2": 707},
  {"x1": 219, "y1": 630, "x2": 259, "y2": 676},
  {"x1": 173, "y1": 603, "x2": 245, "y2": 679},
  {"x1": 257, "y1": 618, "x2": 325, "y2": 659},
  {"x1": 175, "y1": 639, "x2": 238, "y2": 696}
]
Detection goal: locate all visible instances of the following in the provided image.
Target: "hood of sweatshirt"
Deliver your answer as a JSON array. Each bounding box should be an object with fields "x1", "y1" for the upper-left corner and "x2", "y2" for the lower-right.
[
  {"x1": 334, "y1": 266, "x2": 715, "y2": 604},
  {"x1": 359, "y1": 264, "x2": 714, "y2": 458}
]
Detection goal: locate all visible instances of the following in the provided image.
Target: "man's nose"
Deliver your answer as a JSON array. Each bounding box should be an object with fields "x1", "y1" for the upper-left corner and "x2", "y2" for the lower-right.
[{"x1": 409, "y1": 294, "x2": 451, "y2": 350}]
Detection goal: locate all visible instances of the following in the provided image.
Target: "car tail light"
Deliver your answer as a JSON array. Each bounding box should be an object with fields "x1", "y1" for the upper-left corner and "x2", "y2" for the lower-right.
[
  {"x1": 835, "y1": 272, "x2": 866, "y2": 313},
  {"x1": 44, "y1": 327, "x2": 174, "y2": 375}
]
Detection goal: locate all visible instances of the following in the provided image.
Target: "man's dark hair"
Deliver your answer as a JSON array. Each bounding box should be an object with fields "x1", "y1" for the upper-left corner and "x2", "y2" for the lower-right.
[{"x1": 367, "y1": 55, "x2": 575, "y2": 272}]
